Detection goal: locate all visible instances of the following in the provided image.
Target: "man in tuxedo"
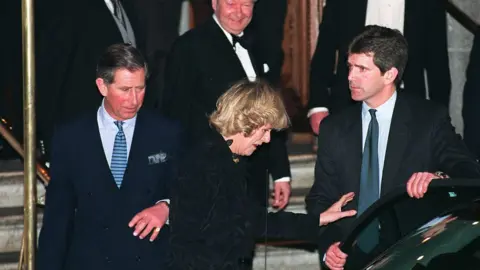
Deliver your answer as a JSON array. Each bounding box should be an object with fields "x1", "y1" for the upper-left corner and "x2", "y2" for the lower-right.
[
  {"x1": 463, "y1": 27, "x2": 480, "y2": 159},
  {"x1": 36, "y1": 0, "x2": 140, "y2": 160},
  {"x1": 308, "y1": 0, "x2": 451, "y2": 135},
  {"x1": 162, "y1": 0, "x2": 291, "y2": 211},
  {"x1": 37, "y1": 44, "x2": 182, "y2": 270},
  {"x1": 304, "y1": 26, "x2": 480, "y2": 270}
]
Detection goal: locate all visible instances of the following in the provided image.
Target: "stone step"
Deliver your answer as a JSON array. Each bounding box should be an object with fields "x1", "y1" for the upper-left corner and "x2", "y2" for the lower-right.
[
  {"x1": 0, "y1": 171, "x2": 46, "y2": 208},
  {"x1": 0, "y1": 207, "x2": 42, "y2": 253},
  {"x1": 0, "y1": 252, "x2": 18, "y2": 270}
]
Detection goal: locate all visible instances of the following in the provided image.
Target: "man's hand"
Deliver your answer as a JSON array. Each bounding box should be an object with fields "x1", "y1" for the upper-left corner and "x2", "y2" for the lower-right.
[
  {"x1": 406, "y1": 172, "x2": 445, "y2": 199},
  {"x1": 272, "y1": 181, "x2": 291, "y2": 209},
  {"x1": 309, "y1": 111, "x2": 329, "y2": 135},
  {"x1": 319, "y1": 192, "x2": 356, "y2": 226},
  {"x1": 128, "y1": 202, "x2": 169, "y2": 242},
  {"x1": 325, "y1": 242, "x2": 347, "y2": 270}
]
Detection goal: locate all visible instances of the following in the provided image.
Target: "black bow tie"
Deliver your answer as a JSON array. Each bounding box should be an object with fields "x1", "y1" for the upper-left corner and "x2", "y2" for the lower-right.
[{"x1": 231, "y1": 34, "x2": 252, "y2": 50}]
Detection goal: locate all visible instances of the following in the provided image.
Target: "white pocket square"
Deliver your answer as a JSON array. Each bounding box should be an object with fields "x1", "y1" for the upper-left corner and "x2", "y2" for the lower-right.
[
  {"x1": 263, "y1": 63, "x2": 270, "y2": 73},
  {"x1": 148, "y1": 152, "x2": 167, "y2": 165}
]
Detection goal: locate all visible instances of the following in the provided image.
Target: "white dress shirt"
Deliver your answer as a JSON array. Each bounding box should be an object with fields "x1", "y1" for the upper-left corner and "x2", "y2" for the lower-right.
[
  {"x1": 361, "y1": 91, "x2": 397, "y2": 191},
  {"x1": 97, "y1": 100, "x2": 137, "y2": 167},
  {"x1": 309, "y1": 0, "x2": 405, "y2": 117},
  {"x1": 365, "y1": 0, "x2": 405, "y2": 34},
  {"x1": 213, "y1": 15, "x2": 257, "y2": 81}
]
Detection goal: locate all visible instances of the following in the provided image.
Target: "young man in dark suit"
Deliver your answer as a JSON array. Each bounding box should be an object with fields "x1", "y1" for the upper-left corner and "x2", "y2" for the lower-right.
[
  {"x1": 37, "y1": 44, "x2": 182, "y2": 270},
  {"x1": 162, "y1": 0, "x2": 291, "y2": 211},
  {"x1": 308, "y1": 0, "x2": 451, "y2": 135},
  {"x1": 305, "y1": 26, "x2": 480, "y2": 270}
]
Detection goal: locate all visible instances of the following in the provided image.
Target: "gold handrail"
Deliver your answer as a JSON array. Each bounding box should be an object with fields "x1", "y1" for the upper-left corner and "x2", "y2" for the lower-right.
[{"x1": 0, "y1": 120, "x2": 50, "y2": 186}]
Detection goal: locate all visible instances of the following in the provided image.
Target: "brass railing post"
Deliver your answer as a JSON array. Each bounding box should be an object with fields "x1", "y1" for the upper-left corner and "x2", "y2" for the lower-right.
[{"x1": 21, "y1": 0, "x2": 37, "y2": 268}]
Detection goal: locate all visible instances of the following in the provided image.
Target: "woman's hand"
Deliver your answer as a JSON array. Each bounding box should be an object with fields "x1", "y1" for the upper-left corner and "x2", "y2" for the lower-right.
[{"x1": 319, "y1": 192, "x2": 357, "y2": 226}]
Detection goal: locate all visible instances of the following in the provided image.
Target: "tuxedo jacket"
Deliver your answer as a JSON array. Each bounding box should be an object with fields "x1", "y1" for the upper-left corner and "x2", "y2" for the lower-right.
[
  {"x1": 306, "y1": 93, "x2": 480, "y2": 252},
  {"x1": 162, "y1": 17, "x2": 291, "y2": 206},
  {"x1": 308, "y1": 0, "x2": 451, "y2": 113},
  {"x1": 168, "y1": 127, "x2": 321, "y2": 270},
  {"x1": 37, "y1": 109, "x2": 182, "y2": 270},
  {"x1": 463, "y1": 27, "x2": 480, "y2": 159}
]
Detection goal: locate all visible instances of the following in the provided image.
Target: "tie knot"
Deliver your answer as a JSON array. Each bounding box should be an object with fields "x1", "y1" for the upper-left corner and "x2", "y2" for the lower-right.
[
  {"x1": 369, "y1": 109, "x2": 377, "y2": 118},
  {"x1": 114, "y1": 121, "x2": 124, "y2": 131}
]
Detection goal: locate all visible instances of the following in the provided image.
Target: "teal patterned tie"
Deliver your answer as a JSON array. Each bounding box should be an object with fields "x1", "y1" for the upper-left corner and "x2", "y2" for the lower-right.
[
  {"x1": 357, "y1": 109, "x2": 380, "y2": 253},
  {"x1": 111, "y1": 121, "x2": 127, "y2": 188}
]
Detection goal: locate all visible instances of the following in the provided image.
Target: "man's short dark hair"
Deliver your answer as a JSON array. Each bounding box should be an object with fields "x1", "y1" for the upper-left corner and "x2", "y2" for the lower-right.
[
  {"x1": 96, "y1": 43, "x2": 148, "y2": 84},
  {"x1": 348, "y1": 25, "x2": 408, "y2": 85}
]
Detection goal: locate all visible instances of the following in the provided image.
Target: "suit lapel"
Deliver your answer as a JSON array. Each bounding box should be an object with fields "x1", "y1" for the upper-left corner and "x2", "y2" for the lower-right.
[
  {"x1": 206, "y1": 18, "x2": 248, "y2": 78},
  {"x1": 89, "y1": 111, "x2": 119, "y2": 190},
  {"x1": 120, "y1": 111, "x2": 143, "y2": 190},
  {"x1": 344, "y1": 104, "x2": 364, "y2": 196},
  {"x1": 120, "y1": 110, "x2": 158, "y2": 193},
  {"x1": 381, "y1": 94, "x2": 411, "y2": 195}
]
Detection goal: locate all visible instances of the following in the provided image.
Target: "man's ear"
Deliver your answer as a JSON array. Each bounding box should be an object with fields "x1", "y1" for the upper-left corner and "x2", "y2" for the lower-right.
[
  {"x1": 212, "y1": 0, "x2": 217, "y2": 12},
  {"x1": 384, "y1": 67, "x2": 399, "y2": 85},
  {"x1": 96, "y1": 78, "x2": 108, "y2": 97}
]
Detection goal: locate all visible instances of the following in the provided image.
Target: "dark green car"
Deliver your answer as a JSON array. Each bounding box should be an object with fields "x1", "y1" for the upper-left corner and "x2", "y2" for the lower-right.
[{"x1": 340, "y1": 179, "x2": 480, "y2": 270}]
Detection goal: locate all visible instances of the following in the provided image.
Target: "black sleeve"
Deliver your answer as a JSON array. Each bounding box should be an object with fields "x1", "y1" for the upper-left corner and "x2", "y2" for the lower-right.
[
  {"x1": 425, "y1": 0, "x2": 451, "y2": 107},
  {"x1": 160, "y1": 37, "x2": 198, "y2": 128},
  {"x1": 308, "y1": 1, "x2": 340, "y2": 110},
  {"x1": 432, "y1": 106, "x2": 480, "y2": 178},
  {"x1": 462, "y1": 27, "x2": 480, "y2": 158},
  {"x1": 305, "y1": 118, "x2": 341, "y2": 217},
  {"x1": 37, "y1": 128, "x2": 76, "y2": 270}
]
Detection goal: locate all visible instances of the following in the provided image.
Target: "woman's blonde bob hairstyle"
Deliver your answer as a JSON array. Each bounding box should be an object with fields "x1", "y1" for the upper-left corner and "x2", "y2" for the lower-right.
[{"x1": 209, "y1": 79, "x2": 290, "y2": 137}]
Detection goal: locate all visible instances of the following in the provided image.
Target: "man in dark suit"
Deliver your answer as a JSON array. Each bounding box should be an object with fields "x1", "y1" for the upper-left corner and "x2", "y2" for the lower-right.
[
  {"x1": 162, "y1": 0, "x2": 292, "y2": 211},
  {"x1": 463, "y1": 27, "x2": 480, "y2": 159},
  {"x1": 308, "y1": 0, "x2": 451, "y2": 135},
  {"x1": 36, "y1": 0, "x2": 140, "y2": 160},
  {"x1": 37, "y1": 44, "x2": 182, "y2": 270},
  {"x1": 305, "y1": 26, "x2": 480, "y2": 270}
]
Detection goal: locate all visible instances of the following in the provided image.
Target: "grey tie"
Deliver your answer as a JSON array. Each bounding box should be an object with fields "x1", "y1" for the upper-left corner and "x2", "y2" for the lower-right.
[{"x1": 357, "y1": 109, "x2": 380, "y2": 252}]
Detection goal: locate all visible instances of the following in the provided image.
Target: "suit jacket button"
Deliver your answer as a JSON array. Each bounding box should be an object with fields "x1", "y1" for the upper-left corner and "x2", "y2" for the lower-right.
[
  {"x1": 104, "y1": 226, "x2": 109, "y2": 231},
  {"x1": 136, "y1": 256, "x2": 141, "y2": 262},
  {"x1": 105, "y1": 257, "x2": 111, "y2": 263},
  {"x1": 88, "y1": 192, "x2": 93, "y2": 197}
]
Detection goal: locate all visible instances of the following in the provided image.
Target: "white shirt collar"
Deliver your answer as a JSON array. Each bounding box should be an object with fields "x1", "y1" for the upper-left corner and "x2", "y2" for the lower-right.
[
  {"x1": 362, "y1": 91, "x2": 397, "y2": 120},
  {"x1": 212, "y1": 14, "x2": 244, "y2": 45},
  {"x1": 98, "y1": 99, "x2": 137, "y2": 130}
]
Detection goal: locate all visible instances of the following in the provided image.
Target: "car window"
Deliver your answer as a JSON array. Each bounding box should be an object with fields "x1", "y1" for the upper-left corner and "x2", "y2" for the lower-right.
[
  {"x1": 340, "y1": 179, "x2": 480, "y2": 269},
  {"x1": 365, "y1": 202, "x2": 480, "y2": 270}
]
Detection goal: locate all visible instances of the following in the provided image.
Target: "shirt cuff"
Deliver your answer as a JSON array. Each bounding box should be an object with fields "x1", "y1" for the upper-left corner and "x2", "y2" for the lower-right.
[
  {"x1": 155, "y1": 199, "x2": 170, "y2": 225},
  {"x1": 274, "y1": 177, "x2": 291, "y2": 182},
  {"x1": 156, "y1": 199, "x2": 170, "y2": 205},
  {"x1": 307, "y1": 107, "x2": 329, "y2": 118}
]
